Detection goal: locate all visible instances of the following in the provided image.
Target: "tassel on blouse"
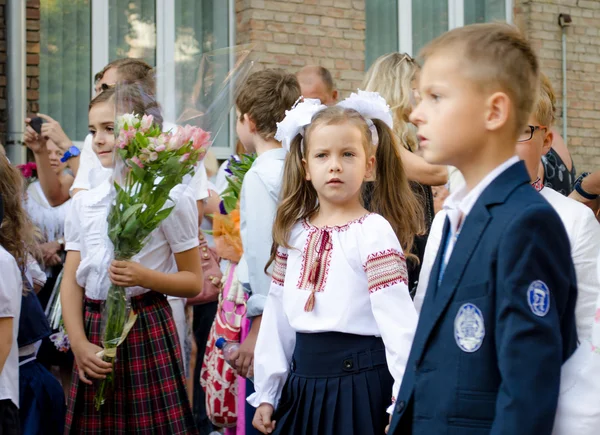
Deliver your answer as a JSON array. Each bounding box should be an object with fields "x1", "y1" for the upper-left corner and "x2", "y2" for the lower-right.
[{"x1": 304, "y1": 290, "x2": 316, "y2": 312}]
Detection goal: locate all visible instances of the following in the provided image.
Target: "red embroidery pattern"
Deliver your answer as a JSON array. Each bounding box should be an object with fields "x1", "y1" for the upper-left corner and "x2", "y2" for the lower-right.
[
  {"x1": 301, "y1": 213, "x2": 372, "y2": 232},
  {"x1": 272, "y1": 251, "x2": 288, "y2": 287},
  {"x1": 297, "y1": 228, "x2": 333, "y2": 293},
  {"x1": 364, "y1": 249, "x2": 408, "y2": 293},
  {"x1": 532, "y1": 178, "x2": 544, "y2": 192}
]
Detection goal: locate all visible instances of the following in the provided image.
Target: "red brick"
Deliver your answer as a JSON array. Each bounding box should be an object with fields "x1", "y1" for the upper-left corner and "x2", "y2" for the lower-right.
[{"x1": 26, "y1": 7, "x2": 40, "y2": 19}]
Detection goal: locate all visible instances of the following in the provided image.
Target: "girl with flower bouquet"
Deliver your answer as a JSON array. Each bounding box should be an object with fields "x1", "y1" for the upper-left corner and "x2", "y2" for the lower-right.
[{"x1": 60, "y1": 84, "x2": 204, "y2": 434}]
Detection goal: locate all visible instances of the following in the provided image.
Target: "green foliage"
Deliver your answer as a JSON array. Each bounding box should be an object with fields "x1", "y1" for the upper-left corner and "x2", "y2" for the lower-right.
[{"x1": 220, "y1": 153, "x2": 256, "y2": 214}]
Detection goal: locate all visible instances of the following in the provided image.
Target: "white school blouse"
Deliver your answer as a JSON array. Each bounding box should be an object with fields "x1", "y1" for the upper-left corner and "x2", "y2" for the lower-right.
[
  {"x1": 0, "y1": 246, "x2": 22, "y2": 408},
  {"x1": 248, "y1": 213, "x2": 418, "y2": 411},
  {"x1": 64, "y1": 178, "x2": 199, "y2": 300}
]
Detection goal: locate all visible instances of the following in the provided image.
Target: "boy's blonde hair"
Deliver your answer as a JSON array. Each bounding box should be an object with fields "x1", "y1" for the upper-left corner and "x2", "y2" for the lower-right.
[
  {"x1": 533, "y1": 73, "x2": 556, "y2": 127},
  {"x1": 363, "y1": 53, "x2": 420, "y2": 152},
  {"x1": 236, "y1": 69, "x2": 301, "y2": 141},
  {"x1": 420, "y1": 22, "x2": 540, "y2": 135}
]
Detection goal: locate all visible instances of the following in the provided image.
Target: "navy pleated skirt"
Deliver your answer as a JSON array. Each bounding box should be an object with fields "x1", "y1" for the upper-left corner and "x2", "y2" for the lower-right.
[
  {"x1": 19, "y1": 358, "x2": 66, "y2": 435},
  {"x1": 272, "y1": 332, "x2": 393, "y2": 435}
]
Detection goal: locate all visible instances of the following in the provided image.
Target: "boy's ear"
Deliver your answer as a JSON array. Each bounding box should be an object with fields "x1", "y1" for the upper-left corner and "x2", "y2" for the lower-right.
[
  {"x1": 485, "y1": 92, "x2": 511, "y2": 132},
  {"x1": 542, "y1": 129, "x2": 553, "y2": 155},
  {"x1": 245, "y1": 114, "x2": 257, "y2": 133}
]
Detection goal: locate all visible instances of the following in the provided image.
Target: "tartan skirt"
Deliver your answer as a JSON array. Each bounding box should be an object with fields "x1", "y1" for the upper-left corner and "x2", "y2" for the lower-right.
[{"x1": 64, "y1": 291, "x2": 198, "y2": 435}]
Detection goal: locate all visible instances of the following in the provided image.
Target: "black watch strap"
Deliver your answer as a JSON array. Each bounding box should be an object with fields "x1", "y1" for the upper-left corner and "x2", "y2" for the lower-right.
[{"x1": 574, "y1": 172, "x2": 598, "y2": 200}]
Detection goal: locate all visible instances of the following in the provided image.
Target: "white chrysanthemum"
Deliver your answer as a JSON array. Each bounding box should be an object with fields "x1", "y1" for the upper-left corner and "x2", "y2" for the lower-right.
[
  {"x1": 337, "y1": 90, "x2": 394, "y2": 130},
  {"x1": 275, "y1": 98, "x2": 327, "y2": 151}
]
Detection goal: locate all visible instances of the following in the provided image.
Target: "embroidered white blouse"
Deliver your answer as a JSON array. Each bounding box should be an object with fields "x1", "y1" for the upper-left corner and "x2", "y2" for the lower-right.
[
  {"x1": 64, "y1": 178, "x2": 199, "y2": 300},
  {"x1": 248, "y1": 213, "x2": 418, "y2": 412}
]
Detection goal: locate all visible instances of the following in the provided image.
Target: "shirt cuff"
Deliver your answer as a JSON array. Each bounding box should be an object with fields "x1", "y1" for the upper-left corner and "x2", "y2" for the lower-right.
[
  {"x1": 247, "y1": 391, "x2": 277, "y2": 408},
  {"x1": 170, "y1": 238, "x2": 200, "y2": 254},
  {"x1": 65, "y1": 242, "x2": 81, "y2": 252},
  {"x1": 246, "y1": 294, "x2": 267, "y2": 318}
]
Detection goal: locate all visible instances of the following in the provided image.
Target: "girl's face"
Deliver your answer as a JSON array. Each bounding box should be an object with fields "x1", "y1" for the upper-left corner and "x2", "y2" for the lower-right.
[
  {"x1": 46, "y1": 140, "x2": 66, "y2": 175},
  {"x1": 89, "y1": 101, "x2": 116, "y2": 168},
  {"x1": 303, "y1": 122, "x2": 374, "y2": 207}
]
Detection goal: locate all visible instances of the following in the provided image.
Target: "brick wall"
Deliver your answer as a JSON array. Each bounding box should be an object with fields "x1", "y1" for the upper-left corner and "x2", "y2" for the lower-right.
[
  {"x1": 0, "y1": 0, "x2": 40, "y2": 146},
  {"x1": 514, "y1": 0, "x2": 600, "y2": 173},
  {"x1": 236, "y1": 0, "x2": 366, "y2": 97}
]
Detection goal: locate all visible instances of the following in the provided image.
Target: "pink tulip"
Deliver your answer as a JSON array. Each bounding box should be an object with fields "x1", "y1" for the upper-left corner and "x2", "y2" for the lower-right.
[
  {"x1": 140, "y1": 114, "x2": 153, "y2": 132},
  {"x1": 179, "y1": 153, "x2": 191, "y2": 163},
  {"x1": 191, "y1": 128, "x2": 211, "y2": 150},
  {"x1": 130, "y1": 156, "x2": 144, "y2": 168}
]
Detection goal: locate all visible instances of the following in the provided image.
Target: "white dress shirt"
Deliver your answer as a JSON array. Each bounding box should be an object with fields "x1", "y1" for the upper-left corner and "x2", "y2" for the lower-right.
[
  {"x1": 248, "y1": 214, "x2": 417, "y2": 412},
  {"x1": 0, "y1": 246, "x2": 22, "y2": 408},
  {"x1": 64, "y1": 179, "x2": 199, "y2": 299},
  {"x1": 239, "y1": 148, "x2": 287, "y2": 318}
]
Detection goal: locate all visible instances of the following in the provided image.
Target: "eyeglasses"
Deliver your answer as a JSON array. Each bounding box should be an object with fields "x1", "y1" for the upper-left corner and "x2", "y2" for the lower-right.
[{"x1": 517, "y1": 125, "x2": 547, "y2": 142}]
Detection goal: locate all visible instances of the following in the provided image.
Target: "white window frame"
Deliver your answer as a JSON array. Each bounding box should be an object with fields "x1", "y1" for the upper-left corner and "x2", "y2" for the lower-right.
[
  {"x1": 89, "y1": 0, "x2": 236, "y2": 158},
  {"x1": 398, "y1": 0, "x2": 513, "y2": 56}
]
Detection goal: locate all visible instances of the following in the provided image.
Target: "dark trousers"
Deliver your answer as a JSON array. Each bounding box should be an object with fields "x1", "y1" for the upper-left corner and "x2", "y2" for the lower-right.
[
  {"x1": 192, "y1": 302, "x2": 218, "y2": 435},
  {"x1": 0, "y1": 399, "x2": 19, "y2": 435}
]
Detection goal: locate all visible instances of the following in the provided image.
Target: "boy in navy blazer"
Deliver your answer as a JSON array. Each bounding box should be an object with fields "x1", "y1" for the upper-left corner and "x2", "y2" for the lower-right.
[{"x1": 387, "y1": 23, "x2": 578, "y2": 435}]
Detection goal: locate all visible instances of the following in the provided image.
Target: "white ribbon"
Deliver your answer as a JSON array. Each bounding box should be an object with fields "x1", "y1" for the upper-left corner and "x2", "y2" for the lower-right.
[{"x1": 275, "y1": 90, "x2": 394, "y2": 152}]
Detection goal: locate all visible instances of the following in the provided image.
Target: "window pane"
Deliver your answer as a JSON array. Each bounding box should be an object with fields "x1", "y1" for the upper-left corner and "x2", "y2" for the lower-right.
[
  {"x1": 174, "y1": 0, "x2": 230, "y2": 149},
  {"x1": 40, "y1": 0, "x2": 92, "y2": 142},
  {"x1": 109, "y1": 0, "x2": 156, "y2": 66},
  {"x1": 365, "y1": 0, "x2": 398, "y2": 70},
  {"x1": 412, "y1": 0, "x2": 448, "y2": 55},
  {"x1": 464, "y1": 0, "x2": 506, "y2": 24}
]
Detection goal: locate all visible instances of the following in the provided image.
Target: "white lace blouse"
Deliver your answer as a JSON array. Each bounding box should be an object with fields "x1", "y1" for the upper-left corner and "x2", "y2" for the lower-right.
[
  {"x1": 64, "y1": 179, "x2": 199, "y2": 300},
  {"x1": 248, "y1": 213, "x2": 418, "y2": 411}
]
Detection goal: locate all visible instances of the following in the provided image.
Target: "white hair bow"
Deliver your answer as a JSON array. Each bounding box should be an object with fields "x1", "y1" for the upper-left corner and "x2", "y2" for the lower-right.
[
  {"x1": 275, "y1": 91, "x2": 394, "y2": 152},
  {"x1": 275, "y1": 98, "x2": 327, "y2": 151}
]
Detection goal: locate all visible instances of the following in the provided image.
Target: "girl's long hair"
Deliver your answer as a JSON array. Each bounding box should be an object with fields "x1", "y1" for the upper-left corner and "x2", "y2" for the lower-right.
[
  {"x1": 267, "y1": 106, "x2": 424, "y2": 270},
  {"x1": 363, "y1": 53, "x2": 420, "y2": 152},
  {"x1": 0, "y1": 156, "x2": 39, "y2": 276}
]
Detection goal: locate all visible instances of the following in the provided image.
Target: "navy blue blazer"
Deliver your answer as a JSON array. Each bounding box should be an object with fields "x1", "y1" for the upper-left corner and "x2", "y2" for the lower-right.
[{"x1": 388, "y1": 161, "x2": 577, "y2": 435}]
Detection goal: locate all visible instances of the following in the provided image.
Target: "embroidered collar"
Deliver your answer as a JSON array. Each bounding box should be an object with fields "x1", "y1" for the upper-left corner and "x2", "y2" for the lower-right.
[
  {"x1": 531, "y1": 177, "x2": 544, "y2": 192},
  {"x1": 302, "y1": 213, "x2": 373, "y2": 232}
]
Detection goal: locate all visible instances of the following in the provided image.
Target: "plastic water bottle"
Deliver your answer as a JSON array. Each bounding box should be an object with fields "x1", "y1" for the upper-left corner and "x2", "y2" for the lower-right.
[
  {"x1": 216, "y1": 337, "x2": 253, "y2": 383},
  {"x1": 215, "y1": 337, "x2": 240, "y2": 367}
]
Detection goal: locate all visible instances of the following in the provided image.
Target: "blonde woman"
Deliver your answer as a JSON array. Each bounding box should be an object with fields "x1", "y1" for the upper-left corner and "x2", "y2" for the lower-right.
[{"x1": 363, "y1": 52, "x2": 448, "y2": 292}]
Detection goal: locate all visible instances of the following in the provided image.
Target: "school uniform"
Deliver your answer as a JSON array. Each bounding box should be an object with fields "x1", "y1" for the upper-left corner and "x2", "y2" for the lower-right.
[
  {"x1": 63, "y1": 179, "x2": 199, "y2": 434},
  {"x1": 18, "y1": 273, "x2": 65, "y2": 435},
  {"x1": 0, "y1": 246, "x2": 23, "y2": 435},
  {"x1": 238, "y1": 147, "x2": 287, "y2": 435},
  {"x1": 249, "y1": 213, "x2": 417, "y2": 435},
  {"x1": 388, "y1": 158, "x2": 578, "y2": 435}
]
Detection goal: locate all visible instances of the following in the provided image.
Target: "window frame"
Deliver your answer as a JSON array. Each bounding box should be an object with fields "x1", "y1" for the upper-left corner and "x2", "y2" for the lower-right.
[
  {"x1": 397, "y1": 0, "x2": 513, "y2": 56},
  {"x1": 88, "y1": 0, "x2": 236, "y2": 157}
]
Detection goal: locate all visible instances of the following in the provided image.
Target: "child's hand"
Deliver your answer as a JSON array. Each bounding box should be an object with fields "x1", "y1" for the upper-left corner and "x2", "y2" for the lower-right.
[
  {"x1": 109, "y1": 260, "x2": 148, "y2": 288},
  {"x1": 253, "y1": 404, "x2": 276, "y2": 434},
  {"x1": 71, "y1": 339, "x2": 112, "y2": 385}
]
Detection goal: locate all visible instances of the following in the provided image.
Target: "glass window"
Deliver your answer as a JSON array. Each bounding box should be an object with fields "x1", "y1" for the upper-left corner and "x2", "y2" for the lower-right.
[
  {"x1": 464, "y1": 0, "x2": 506, "y2": 25},
  {"x1": 412, "y1": 0, "x2": 448, "y2": 55},
  {"x1": 365, "y1": 0, "x2": 398, "y2": 69},
  {"x1": 174, "y1": 0, "x2": 231, "y2": 150},
  {"x1": 109, "y1": 0, "x2": 156, "y2": 66},
  {"x1": 39, "y1": 0, "x2": 91, "y2": 142}
]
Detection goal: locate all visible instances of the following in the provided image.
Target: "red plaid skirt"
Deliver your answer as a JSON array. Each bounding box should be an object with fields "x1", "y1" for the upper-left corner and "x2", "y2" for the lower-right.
[{"x1": 65, "y1": 292, "x2": 198, "y2": 434}]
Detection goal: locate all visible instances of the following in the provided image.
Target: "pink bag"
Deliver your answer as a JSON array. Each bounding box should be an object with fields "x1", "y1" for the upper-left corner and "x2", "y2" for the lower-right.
[{"x1": 200, "y1": 263, "x2": 247, "y2": 427}]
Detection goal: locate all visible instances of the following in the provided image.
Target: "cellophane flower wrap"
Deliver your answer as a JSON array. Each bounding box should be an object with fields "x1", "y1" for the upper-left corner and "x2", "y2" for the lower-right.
[
  {"x1": 95, "y1": 45, "x2": 254, "y2": 410},
  {"x1": 212, "y1": 153, "x2": 256, "y2": 262}
]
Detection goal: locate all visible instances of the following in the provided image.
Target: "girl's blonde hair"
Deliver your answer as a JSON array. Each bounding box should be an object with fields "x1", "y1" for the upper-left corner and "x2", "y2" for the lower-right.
[
  {"x1": 0, "y1": 156, "x2": 39, "y2": 276},
  {"x1": 267, "y1": 106, "x2": 424, "y2": 269},
  {"x1": 363, "y1": 53, "x2": 420, "y2": 152}
]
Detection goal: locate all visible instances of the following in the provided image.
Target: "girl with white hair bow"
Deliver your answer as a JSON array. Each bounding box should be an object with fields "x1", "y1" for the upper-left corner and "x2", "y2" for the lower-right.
[{"x1": 248, "y1": 91, "x2": 424, "y2": 435}]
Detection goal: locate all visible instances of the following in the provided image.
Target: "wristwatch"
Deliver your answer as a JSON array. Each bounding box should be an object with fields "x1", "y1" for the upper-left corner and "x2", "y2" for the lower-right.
[
  {"x1": 573, "y1": 172, "x2": 598, "y2": 200},
  {"x1": 57, "y1": 237, "x2": 65, "y2": 250},
  {"x1": 60, "y1": 145, "x2": 81, "y2": 163}
]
